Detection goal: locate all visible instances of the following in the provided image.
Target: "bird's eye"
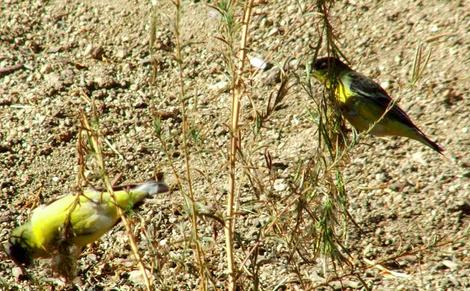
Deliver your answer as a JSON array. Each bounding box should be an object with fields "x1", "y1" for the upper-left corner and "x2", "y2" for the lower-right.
[
  {"x1": 313, "y1": 58, "x2": 334, "y2": 71},
  {"x1": 317, "y1": 61, "x2": 330, "y2": 70}
]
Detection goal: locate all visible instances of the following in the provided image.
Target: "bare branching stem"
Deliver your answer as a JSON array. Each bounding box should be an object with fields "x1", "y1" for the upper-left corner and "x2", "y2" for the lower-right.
[
  {"x1": 172, "y1": 0, "x2": 207, "y2": 289},
  {"x1": 79, "y1": 106, "x2": 152, "y2": 291},
  {"x1": 225, "y1": 1, "x2": 254, "y2": 289}
]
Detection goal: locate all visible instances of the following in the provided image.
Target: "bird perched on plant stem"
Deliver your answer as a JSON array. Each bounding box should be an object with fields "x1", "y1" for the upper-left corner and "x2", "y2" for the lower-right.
[
  {"x1": 311, "y1": 56, "x2": 444, "y2": 154},
  {"x1": 5, "y1": 179, "x2": 169, "y2": 279}
]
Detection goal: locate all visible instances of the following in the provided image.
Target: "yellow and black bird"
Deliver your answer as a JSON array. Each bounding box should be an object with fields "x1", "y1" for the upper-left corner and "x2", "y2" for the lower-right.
[
  {"x1": 311, "y1": 56, "x2": 444, "y2": 154},
  {"x1": 5, "y1": 179, "x2": 169, "y2": 274}
]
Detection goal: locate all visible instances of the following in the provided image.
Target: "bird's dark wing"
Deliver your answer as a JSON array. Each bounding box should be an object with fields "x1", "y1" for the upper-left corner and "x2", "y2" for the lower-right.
[{"x1": 348, "y1": 71, "x2": 418, "y2": 129}]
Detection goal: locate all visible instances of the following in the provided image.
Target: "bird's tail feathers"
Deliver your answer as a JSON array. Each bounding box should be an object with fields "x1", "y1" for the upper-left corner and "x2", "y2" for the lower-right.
[
  {"x1": 416, "y1": 130, "x2": 445, "y2": 155},
  {"x1": 133, "y1": 180, "x2": 169, "y2": 195}
]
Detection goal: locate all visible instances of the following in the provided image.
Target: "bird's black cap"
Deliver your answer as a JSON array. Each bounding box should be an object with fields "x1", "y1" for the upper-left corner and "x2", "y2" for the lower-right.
[
  {"x1": 312, "y1": 57, "x2": 351, "y2": 71},
  {"x1": 5, "y1": 238, "x2": 33, "y2": 267}
]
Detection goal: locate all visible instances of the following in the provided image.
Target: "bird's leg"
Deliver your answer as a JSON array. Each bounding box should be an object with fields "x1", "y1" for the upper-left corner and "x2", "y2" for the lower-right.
[{"x1": 51, "y1": 219, "x2": 80, "y2": 282}]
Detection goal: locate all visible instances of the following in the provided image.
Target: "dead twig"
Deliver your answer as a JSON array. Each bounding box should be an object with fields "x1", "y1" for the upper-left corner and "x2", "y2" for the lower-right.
[{"x1": 0, "y1": 63, "x2": 24, "y2": 77}]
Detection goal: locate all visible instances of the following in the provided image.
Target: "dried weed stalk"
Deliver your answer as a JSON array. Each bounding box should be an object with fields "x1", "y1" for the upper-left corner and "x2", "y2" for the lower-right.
[{"x1": 78, "y1": 95, "x2": 152, "y2": 291}]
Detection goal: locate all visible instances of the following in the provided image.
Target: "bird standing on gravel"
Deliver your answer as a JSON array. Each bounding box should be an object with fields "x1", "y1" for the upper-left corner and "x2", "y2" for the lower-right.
[
  {"x1": 311, "y1": 56, "x2": 444, "y2": 154},
  {"x1": 5, "y1": 179, "x2": 169, "y2": 279}
]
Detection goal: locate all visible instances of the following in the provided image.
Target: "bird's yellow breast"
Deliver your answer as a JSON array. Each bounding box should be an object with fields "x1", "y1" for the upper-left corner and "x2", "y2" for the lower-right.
[
  {"x1": 29, "y1": 191, "x2": 124, "y2": 254},
  {"x1": 30, "y1": 195, "x2": 77, "y2": 252},
  {"x1": 334, "y1": 75, "x2": 354, "y2": 104},
  {"x1": 314, "y1": 72, "x2": 353, "y2": 104}
]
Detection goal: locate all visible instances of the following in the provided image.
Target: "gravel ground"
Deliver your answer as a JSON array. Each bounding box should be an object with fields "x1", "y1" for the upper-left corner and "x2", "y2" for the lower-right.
[{"x1": 1, "y1": 0, "x2": 469, "y2": 289}]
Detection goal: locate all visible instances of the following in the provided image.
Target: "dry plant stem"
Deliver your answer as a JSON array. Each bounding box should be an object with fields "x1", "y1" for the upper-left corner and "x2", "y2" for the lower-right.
[
  {"x1": 226, "y1": 0, "x2": 254, "y2": 289},
  {"x1": 411, "y1": 43, "x2": 431, "y2": 85},
  {"x1": 79, "y1": 110, "x2": 152, "y2": 291},
  {"x1": 171, "y1": 0, "x2": 207, "y2": 288}
]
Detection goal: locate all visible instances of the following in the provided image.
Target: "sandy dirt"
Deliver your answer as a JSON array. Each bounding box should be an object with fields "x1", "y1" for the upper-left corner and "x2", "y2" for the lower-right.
[{"x1": 1, "y1": 0, "x2": 469, "y2": 289}]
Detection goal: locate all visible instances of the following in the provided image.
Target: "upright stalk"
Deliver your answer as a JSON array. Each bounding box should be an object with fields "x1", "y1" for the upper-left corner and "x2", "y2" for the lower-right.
[
  {"x1": 172, "y1": 0, "x2": 207, "y2": 289},
  {"x1": 225, "y1": 1, "x2": 254, "y2": 289},
  {"x1": 80, "y1": 109, "x2": 152, "y2": 291}
]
